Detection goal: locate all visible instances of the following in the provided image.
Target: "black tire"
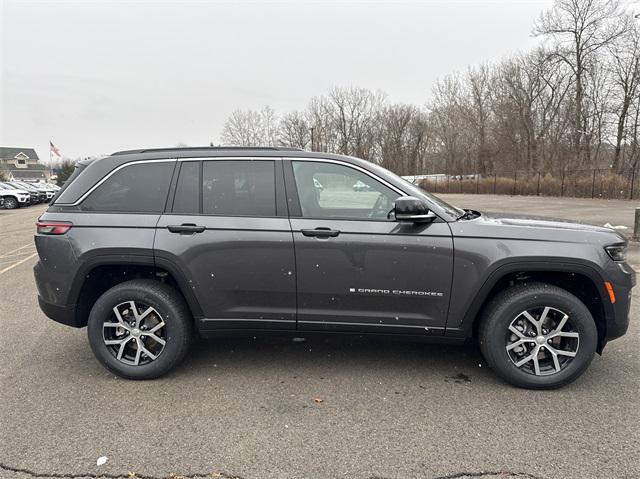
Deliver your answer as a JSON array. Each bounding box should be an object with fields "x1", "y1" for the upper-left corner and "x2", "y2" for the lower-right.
[
  {"x1": 3, "y1": 197, "x2": 18, "y2": 209},
  {"x1": 87, "y1": 279, "x2": 193, "y2": 379},
  {"x1": 479, "y1": 282, "x2": 598, "y2": 389}
]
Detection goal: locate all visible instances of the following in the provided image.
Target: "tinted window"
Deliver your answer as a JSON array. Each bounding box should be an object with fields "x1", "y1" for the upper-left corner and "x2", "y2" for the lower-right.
[
  {"x1": 172, "y1": 161, "x2": 200, "y2": 214},
  {"x1": 292, "y1": 161, "x2": 400, "y2": 220},
  {"x1": 202, "y1": 160, "x2": 275, "y2": 216},
  {"x1": 81, "y1": 162, "x2": 174, "y2": 213}
]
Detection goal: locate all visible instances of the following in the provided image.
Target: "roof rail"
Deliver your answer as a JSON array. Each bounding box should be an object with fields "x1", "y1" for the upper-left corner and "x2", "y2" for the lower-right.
[{"x1": 111, "y1": 146, "x2": 304, "y2": 156}]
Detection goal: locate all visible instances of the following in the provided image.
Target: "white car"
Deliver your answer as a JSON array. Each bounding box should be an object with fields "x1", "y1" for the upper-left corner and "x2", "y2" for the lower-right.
[
  {"x1": 0, "y1": 182, "x2": 31, "y2": 209},
  {"x1": 352, "y1": 180, "x2": 372, "y2": 192}
]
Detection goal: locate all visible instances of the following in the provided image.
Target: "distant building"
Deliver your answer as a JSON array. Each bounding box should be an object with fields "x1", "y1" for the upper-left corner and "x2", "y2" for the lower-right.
[{"x1": 0, "y1": 147, "x2": 51, "y2": 181}]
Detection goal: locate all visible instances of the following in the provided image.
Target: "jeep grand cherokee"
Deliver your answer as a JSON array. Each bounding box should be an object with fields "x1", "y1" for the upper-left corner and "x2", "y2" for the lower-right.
[{"x1": 34, "y1": 147, "x2": 635, "y2": 388}]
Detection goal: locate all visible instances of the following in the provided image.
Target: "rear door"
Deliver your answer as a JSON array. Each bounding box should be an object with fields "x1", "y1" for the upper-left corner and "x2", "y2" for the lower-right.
[
  {"x1": 285, "y1": 159, "x2": 454, "y2": 336},
  {"x1": 154, "y1": 158, "x2": 296, "y2": 331}
]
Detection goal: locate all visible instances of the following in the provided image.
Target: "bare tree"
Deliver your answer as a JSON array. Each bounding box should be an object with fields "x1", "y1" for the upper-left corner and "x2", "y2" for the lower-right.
[
  {"x1": 608, "y1": 20, "x2": 640, "y2": 171},
  {"x1": 429, "y1": 74, "x2": 466, "y2": 173},
  {"x1": 325, "y1": 86, "x2": 386, "y2": 159},
  {"x1": 220, "y1": 106, "x2": 279, "y2": 147},
  {"x1": 377, "y1": 104, "x2": 430, "y2": 174},
  {"x1": 534, "y1": 0, "x2": 628, "y2": 164},
  {"x1": 279, "y1": 111, "x2": 310, "y2": 149},
  {"x1": 495, "y1": 50, "x2": 572, "y2": 170},
  {"x1": 459, "y1": 65, "x2": 493, "y2": 173}
]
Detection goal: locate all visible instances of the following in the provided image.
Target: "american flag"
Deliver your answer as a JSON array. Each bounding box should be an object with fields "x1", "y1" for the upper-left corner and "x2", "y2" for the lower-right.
[{"x1": 50, "y1": 141, "x2": 61, "y2": 157}]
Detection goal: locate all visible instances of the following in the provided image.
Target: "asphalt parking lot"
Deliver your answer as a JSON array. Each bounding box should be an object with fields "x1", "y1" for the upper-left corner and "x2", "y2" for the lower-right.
[{"x1": 0, "y1": 197, "x2": 638, "y2": 479}]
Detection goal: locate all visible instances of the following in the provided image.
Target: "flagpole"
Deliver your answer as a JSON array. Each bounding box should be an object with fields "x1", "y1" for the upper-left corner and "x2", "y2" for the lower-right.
[{"x1": 49, "y1": 143, "x2": 53, "y2": 183}]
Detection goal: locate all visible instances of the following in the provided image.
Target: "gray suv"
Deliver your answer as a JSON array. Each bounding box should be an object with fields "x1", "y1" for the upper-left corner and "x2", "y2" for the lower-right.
[{"x1": 34, "y1": 147, "x2": 635, "y2": 388}]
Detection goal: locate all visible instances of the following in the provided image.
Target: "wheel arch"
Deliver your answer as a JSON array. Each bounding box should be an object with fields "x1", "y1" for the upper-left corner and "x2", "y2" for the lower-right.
[
  {"x1": 70, "y1": 256, "x2": 203, "y2": 328},
  {"x1": 456, "y1": 261, "x2": 613, "y2": 353}
]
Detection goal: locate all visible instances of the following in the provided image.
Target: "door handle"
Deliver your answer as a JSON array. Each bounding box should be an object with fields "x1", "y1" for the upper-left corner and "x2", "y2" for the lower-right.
[
  {"x1": 301, "y1": 227, "x2": 340, "y2": 238},
  {"x1": 167, "y1": 223, "x2": 206, "y2": 234}
]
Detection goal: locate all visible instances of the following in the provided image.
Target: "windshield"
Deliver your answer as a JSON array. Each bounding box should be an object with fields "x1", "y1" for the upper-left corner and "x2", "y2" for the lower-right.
[{"x1": 367, "y1": 163, "x2": 465, "y2": 219}]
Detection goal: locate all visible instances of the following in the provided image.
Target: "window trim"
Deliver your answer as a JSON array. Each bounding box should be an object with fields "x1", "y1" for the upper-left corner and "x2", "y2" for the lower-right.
[
  {"x1": 57, "y1": 159, "x2": 176, "y2": 206},
  {"x1": 287, "y1": 158, "x2": 407, "y2": 221},
  {"x1": 60, "y1": 156, "x2": 412, "y2": 217},
  {"x1": 78, "y1": 161, "x2": 177, "y2": 214}
]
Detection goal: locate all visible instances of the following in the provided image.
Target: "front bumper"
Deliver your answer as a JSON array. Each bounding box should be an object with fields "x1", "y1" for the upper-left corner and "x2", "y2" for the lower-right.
[{"x1": 604, "y1": 261, "x2": 636, "y2": 341}]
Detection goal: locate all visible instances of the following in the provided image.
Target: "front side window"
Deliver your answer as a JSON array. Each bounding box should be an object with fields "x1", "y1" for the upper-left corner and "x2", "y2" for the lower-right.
[
  {"x1": 81, "y1": 162, "x2": 174, "y2": 212},
  {"x1": 292, "y1": 161, "x2": 400, "y2": 220},
  {"x1": 202, "y1": 160, "x2": 275, "y2": 216}
]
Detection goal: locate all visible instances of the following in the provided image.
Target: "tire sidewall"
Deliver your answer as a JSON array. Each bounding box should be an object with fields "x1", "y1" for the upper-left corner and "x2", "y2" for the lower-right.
[
  {"x1": 482, "y1": 288, "x2": 598, "y2": 389},
  {"x1": 87, "y1": 282, "x2": 188, "y2": 379}
]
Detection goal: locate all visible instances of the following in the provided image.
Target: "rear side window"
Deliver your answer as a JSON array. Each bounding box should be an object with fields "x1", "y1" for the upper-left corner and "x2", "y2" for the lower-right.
[
  {"x1": 81, "y1": 162, "x2": 174, "y2": 213},
  {"x1": 202, "y1": 160, "x2": 275, "y2": 216},
  {"x1": 172, "y1": 161, "x2": 200, "y2": 214}
]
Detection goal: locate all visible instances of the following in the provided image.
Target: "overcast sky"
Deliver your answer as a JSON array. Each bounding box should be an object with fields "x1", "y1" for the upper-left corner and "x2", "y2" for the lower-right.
[{"x1": 1, "y1": 0, "x2": 556, "y2": 161}]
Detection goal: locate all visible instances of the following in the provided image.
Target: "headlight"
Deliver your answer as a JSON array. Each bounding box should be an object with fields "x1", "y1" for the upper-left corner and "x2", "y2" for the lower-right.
[{"x1": 605, "y1": 244, "x2": 627, "y2": 262}]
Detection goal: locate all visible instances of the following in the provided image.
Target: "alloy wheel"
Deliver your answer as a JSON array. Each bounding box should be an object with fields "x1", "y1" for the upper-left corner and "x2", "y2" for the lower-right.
[
  {"x1": 102, "y1": 301, "x2": 166, "y2": 366},
  {"x1": 506, "y1": 306, "x2": 580, "y2": 376}
]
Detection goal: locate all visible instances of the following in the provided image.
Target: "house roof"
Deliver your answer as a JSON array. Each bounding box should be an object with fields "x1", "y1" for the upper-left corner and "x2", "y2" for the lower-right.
[
  {"x1": 0, "y1": 147, "x2": 40, "y2": 161},
  {"x1": 9, "y1": 170, "x2": 47, "y2": 179}
]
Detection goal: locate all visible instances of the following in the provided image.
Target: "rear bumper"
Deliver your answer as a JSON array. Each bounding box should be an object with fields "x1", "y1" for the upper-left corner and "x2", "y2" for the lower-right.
[{"x1": 37, "y1": 296, "x2": 81, "y2": 327}]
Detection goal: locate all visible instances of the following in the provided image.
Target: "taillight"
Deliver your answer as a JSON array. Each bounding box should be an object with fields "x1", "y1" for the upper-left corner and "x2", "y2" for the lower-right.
[{"x1": 36, "y1": 221, "x2": 72, "y2": 235}]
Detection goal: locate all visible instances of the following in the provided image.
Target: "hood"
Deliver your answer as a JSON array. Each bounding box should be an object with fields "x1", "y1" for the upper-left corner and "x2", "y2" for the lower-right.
[
  {"x1": 479, "y1": 211, "x2": 618, "y2": 234},
  {"x1": 451, "y1": 210, "x2": 627, "y2": 245},
  {"x1": 0, "y1": 187, "x2": 30, "y2": 195}
]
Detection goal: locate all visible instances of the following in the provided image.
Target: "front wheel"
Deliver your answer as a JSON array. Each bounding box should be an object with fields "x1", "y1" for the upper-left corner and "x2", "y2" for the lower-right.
[
  {"x1": 87, "y1": 279, "x2": 193, "y2": 379},
  {"x1": 3, "y1": 197, "x2": 18, "y2": 209},
  {"x1": 479, "y1": 283, "x2": 598, "y2": 389}
]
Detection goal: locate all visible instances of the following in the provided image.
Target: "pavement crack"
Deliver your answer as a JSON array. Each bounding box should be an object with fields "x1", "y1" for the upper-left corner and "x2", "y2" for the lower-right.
[
  {"x1": 0, "y1": 463, "x2": 245, "y2": 479},
  {"x1": 432, "y1": 471, "x2": 545, "y2": 479}
]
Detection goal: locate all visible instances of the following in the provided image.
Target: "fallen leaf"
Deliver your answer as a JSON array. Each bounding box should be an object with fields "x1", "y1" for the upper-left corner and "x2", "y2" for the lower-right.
[{"x1": 313, "y1": 397, "x2": 324, "y2": 404}]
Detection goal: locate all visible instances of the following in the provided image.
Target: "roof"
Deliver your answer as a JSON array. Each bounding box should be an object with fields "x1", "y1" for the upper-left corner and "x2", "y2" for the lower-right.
[
  {"x1": 0, "y1": 147, "x2": 40, "y2": 161},
  {"x1": 112, "y1": 146, "x2": 303, "y2": 156},
  {"x1": 9, "y1": 170, "x2": 47, "y2": 179}
]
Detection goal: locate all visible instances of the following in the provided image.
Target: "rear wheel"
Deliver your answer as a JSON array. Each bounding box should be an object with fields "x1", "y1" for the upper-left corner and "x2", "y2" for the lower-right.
[
  {"x1": 87, "y1": 279, "x2": 193, "y2": 379},
  {"x1": 479, "y1": 283, "x2": 597, "y2": 389},
  {"x1": 3, "y1": 197, "x2": 18, "y2": 209}
]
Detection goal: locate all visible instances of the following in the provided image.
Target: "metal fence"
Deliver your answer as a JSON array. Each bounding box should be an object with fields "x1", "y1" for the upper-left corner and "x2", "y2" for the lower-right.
[{"x1": 421, "y1": 169, "x2": 640, "y2": 200}]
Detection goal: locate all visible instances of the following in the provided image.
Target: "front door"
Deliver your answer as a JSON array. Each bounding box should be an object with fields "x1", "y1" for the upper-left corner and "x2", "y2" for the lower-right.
[
  {"x1": 154, "y1": 159, "x2": 296, "y2": 330},
  {"x1": 286, "y1": 160, "x2": 454, "y2": 336}
]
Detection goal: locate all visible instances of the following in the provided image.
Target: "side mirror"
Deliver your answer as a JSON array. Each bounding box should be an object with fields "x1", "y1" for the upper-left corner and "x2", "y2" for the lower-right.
[{"x1": 394, "y1": 196, "x2": 436, "y2": 222}]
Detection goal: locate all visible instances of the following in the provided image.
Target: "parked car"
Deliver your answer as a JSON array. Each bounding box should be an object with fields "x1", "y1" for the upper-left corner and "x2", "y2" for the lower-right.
[
  {"x1": 352, "y1": 180, "x2": 372, "y2": 192},
  {"x1": 12, "y1": 181, "x2": 52, "y2": 203},
  {"x1": 4, "y1": 181, "x2": 40, "y2": 204},
  {"x1": 0, "y1": 182, "x2": 32, "y2": 208},
  {"x1": 34, "y1": 147, "x2": 635, "y2": 388}
]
